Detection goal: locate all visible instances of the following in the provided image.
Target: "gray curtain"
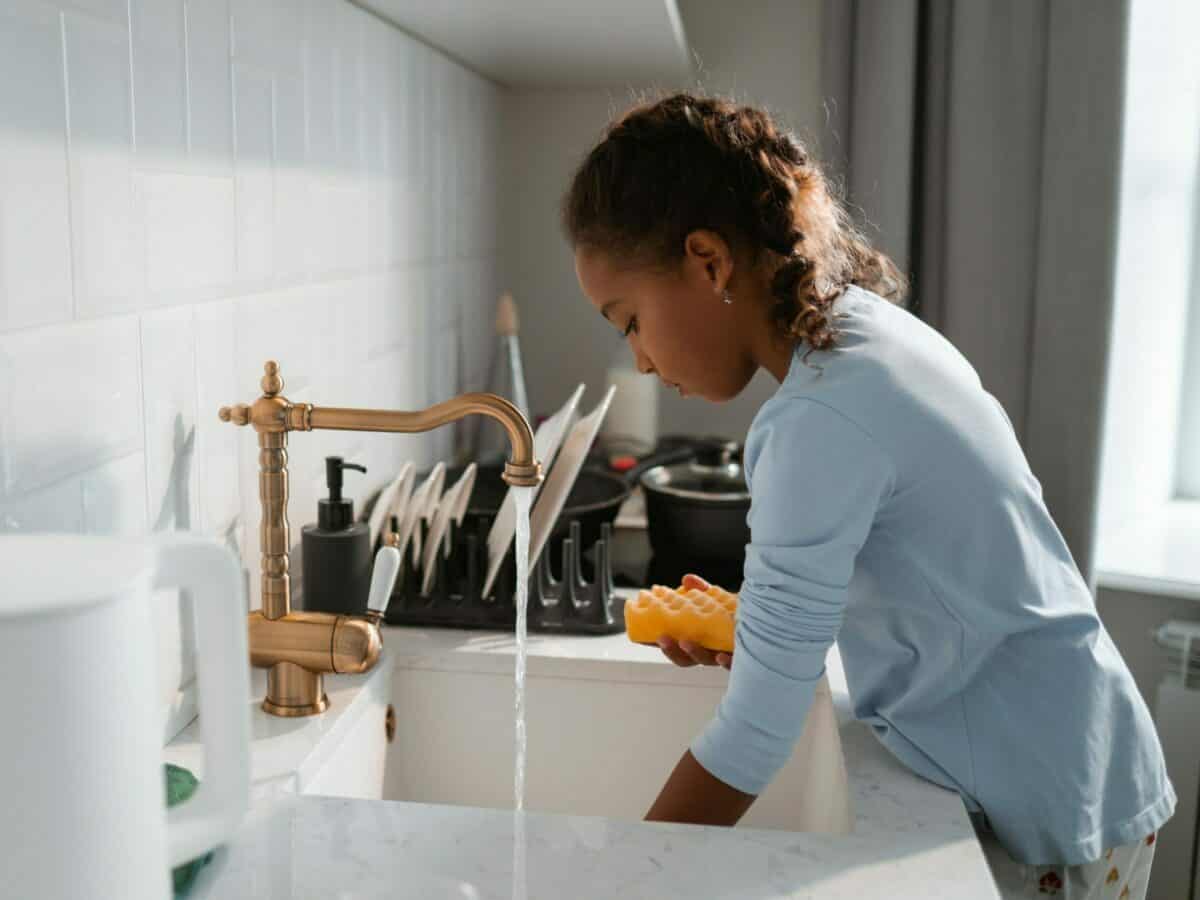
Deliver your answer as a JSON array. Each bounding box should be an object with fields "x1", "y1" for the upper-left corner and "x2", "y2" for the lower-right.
[{"x1": 820, "y1": 0, "x2": 1130, "y2": 584}]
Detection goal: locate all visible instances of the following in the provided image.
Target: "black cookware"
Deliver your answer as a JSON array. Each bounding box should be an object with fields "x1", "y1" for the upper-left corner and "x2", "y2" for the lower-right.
[{"x1": 438, "y1": 435, "x2": 750, "y2": 574}]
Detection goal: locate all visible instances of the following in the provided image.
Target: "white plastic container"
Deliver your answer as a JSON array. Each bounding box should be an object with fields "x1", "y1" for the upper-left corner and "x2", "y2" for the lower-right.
[
  {"x1": 0, "y1": 533, "x2": 250, "y2": 900},
  {"x1": 602, "y1": 352, "x2": 658, "y2": 452}
]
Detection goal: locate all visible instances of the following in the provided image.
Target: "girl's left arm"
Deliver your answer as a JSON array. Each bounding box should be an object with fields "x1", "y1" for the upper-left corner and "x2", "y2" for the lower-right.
[
  {"x1": 685, "y1": 398, "x2": 895, "y2": 804},
  {"x1": 645, "y1": 749, "x2": 756, "y2": 826}
]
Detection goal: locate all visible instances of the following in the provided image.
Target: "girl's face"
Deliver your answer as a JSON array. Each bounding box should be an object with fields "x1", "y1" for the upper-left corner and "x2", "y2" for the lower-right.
[{"x1": 574, "y1": 233, "x2": 762, "y2": 403}]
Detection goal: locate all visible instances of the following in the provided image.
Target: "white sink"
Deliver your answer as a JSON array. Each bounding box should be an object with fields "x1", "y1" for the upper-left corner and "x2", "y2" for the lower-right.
[{"x1": 380, "y1": 620, "x2": 853, "y2": 833}]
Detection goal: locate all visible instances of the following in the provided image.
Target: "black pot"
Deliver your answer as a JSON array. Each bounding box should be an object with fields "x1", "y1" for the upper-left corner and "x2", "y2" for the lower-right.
[{"x1": 638, "y1": 442, "x2": 750, "y2": 563}]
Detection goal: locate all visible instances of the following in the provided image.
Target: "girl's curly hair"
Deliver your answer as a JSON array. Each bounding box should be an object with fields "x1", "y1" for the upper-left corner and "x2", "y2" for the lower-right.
[{"x1": 561, "y1": 92, "x2": 908, "y2": 355}]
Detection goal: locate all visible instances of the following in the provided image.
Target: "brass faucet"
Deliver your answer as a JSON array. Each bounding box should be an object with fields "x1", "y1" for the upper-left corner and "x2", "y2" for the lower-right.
[{"x1": 220, "y1": 360, "x2": 543, "y2": 717}]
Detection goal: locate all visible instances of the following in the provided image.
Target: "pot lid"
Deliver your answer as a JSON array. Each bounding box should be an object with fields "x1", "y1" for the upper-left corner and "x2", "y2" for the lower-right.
[{"x1": 639, "y1": 460, "x2": 750, "y2": 502}]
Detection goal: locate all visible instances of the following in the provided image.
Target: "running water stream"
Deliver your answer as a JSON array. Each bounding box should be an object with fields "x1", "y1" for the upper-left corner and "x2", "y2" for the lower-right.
[{"x1": 511, "y1": 485, "x2": 534, "y2": 899}]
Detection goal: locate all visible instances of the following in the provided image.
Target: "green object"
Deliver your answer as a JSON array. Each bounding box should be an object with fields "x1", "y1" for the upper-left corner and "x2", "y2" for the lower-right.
[{"x1": 164, "y1": 763, "x2": 215, "y2": 898}]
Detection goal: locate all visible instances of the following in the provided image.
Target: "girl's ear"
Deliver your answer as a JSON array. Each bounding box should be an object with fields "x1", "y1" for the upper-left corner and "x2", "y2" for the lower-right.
[
  {"x1": 684, "y1": 229, "x2": 718, "y2": 262},
  {"x1": 683, "y1": 229, "x2": 731, "y2": 290}
]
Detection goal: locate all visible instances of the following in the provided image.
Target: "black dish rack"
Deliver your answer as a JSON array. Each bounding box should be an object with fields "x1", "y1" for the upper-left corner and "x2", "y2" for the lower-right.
[{"x1": 382, "y1": 514, "x2": 625, "y2": 635}]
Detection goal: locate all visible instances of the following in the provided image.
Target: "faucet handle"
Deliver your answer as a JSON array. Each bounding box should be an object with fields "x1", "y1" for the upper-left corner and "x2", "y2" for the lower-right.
[
  {"x1": 366, "y1": 545, "x2": 402, "y2": 620},
  {"x1": 219, "y1": 404, "x2": 251, "y2": 426}
]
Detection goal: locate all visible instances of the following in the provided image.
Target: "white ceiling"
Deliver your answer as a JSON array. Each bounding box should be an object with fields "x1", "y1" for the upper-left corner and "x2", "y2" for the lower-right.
[{"x1": 353, "y1": 0, "x2": 694, "y2": 89}]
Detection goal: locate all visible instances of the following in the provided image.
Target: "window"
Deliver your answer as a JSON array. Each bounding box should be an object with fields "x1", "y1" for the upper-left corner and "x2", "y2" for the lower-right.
[
  {"x1": 1175, "y1": 176, "x2": 1200, "y2": 500},
  {"x1": 1095, "y1": 0, "x2": 1200, "y2": 597}
]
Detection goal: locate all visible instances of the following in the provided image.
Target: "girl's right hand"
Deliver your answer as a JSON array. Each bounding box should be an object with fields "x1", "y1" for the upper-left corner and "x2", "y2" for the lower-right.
[{"x1": 656, "y1": 573, "x2": 734, "y2": 670}]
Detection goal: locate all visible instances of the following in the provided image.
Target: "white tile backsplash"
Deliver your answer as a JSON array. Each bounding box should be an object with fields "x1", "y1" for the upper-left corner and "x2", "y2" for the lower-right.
[
  {"x1": 0, "y1": 316, "x2": 143, "y2": 495},
  {"x1": 61, "y1": 0, "x2": 128, "y2": 21},
  {"x1": 230, "y1": 0, "x2": 276, "y2": 64},
  {"x1": 82, "y1": 452, "x2": 149, "y2": 535},
  {"x1": 366, "y1": 271, "x2": 409, "y2": 360},
  {"x1": 303, "y1": 0, "x2": 338, "y2": 172},
  {"x1": 233, "y1": 62, "x2": 275, "y2": 284},
  {"x1": 64, "y1": 10, "x2": 142, "y2": 318},
  {"x1": 360, "y1": 345, "x2": 431, "y2": 473},
  {"x1": 144, "y1": 172, "x2": 237, "y2": 295},
  {"x1": 334, "y1": 3, "x2": 365, "y2": 171},
  {"x1": 184, "y1": 0, "x2": 234, "y2": 171},
  {"x1": 0, "y1": 475, "x2": 85, "y2": 534},
  {"x1": 235, "y1": 285, "x2": 321, "y2": 397},
  {"x1": 431, "y1": 324, "x2": 460, "y2": 462},
  {"x1": 141, "y1": 305, "x2": 199, "y2": 531},
  {"x1": 1, "y1": 0, "x2": 503, "y2": 740},
  {"x1": 193, "y1": 297, "x2": 241, "y2": 536},
  {"x1": 0, "y1": 2, "x2": 73, "y2": 332},
  {"x1": 130, "y1": 0, "x2": 187, "y2": 167}
]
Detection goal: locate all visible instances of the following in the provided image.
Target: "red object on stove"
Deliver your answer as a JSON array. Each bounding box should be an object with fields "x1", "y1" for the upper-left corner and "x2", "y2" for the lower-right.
[{"x1": 609, "y1": 455, "x2": 638, "y2": 473}]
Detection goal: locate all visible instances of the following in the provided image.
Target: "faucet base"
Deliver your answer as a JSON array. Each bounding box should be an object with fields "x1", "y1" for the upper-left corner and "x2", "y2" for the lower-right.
[
  {"x1": 264, "y1": 661, "x2": 329, "y2": 717},
  {"x1": 263, "y1": 695, "x2": 329, "y2": 717}
]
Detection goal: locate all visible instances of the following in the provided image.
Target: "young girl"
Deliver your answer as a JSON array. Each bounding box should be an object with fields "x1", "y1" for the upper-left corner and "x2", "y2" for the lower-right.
[{"x1": 562, "y1": 93, "x2": 1175, "y2": 899}]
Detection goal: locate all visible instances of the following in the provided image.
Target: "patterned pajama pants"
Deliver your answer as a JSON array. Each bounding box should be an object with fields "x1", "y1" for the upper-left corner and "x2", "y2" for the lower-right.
[{"x1": 977, "y1": 825, "x2": 1158, "y2": 899}]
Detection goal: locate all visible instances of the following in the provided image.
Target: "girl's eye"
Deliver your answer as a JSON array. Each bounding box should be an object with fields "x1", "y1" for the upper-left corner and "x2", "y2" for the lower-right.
[{"x1": 622, "y1": 317, "x2": 637, "y2": 338}]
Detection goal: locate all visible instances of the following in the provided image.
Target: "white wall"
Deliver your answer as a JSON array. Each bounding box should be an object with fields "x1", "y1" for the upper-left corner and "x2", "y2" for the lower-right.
[
  {"x1": 497, "y1": 0, "x2": 824, "y2": 443},
  {"x1": 0, "y1": 0, "x2": 502, "y2": 734}
]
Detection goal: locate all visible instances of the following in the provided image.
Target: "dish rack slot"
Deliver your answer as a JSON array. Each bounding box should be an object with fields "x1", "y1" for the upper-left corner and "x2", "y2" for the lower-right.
[{"x1": 384, "y1": 517, "x2": 625, "y2": 635}]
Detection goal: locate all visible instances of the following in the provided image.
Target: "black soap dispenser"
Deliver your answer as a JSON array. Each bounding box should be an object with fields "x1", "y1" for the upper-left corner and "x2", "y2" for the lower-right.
[{"x1": 301, "y1": 456, "x2": 371, "y2": 615}]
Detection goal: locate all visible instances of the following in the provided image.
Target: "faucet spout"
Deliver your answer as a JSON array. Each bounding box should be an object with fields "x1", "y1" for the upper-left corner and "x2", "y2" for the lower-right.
[
  {"x1": 218, "y1": 359, "x2": 544, "y2": 717},
  {"x1": 307, "y1": 394, "x2": 541, "y2": 487}
]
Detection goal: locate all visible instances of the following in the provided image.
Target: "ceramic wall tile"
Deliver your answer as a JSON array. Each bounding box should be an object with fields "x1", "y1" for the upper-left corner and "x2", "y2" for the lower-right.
[
  {"x1": 82, "y1": 452, "x2": 148, "y2": 535},
  {"x1": 185, "y1": 0, "x2": 234, "y2": 172},
  {"x1": 141, "y1": 305, "x2": 199, "y2": 533},
  {"x1": 194, "y1": 298, "x2": 241, "y2": 538},
  {"x1": 130, "y1": 0, "x2": 187, "y2": 168},
  {"x1": 0, "y1": 316, "x2": 142, "y2": 496},
  {"x1": 0, "y1": 477, "x2": 84, "y2": 534},
  {"x1": 143, "y1": 172, "x2": 236, "y2": 296},
  {"x1": 64, "y1": 10, "x2": 141, "y2": 318},
  {"x1": 0, "y1": 1, "x2": 73, "y2": 332},
  {"x1": 234, "y1": 62, "x2": 275, "y2": 285}
]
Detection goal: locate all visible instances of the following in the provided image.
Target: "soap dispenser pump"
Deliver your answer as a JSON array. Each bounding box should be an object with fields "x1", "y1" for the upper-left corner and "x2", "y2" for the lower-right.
[{"x1": 301, "y1": 456, "x2": 371, "y2": 615}]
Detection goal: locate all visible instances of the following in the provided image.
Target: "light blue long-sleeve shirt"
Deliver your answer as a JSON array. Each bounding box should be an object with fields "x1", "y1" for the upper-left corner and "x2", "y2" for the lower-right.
[{"x1": 690, "y1": 285, "x2": 1175, "y2": 865}]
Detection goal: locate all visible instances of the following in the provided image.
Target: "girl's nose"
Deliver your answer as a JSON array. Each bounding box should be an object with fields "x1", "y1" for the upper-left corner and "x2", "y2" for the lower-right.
[{"x1": 632, "y1": 346, "x2": 655, "y2": 375}]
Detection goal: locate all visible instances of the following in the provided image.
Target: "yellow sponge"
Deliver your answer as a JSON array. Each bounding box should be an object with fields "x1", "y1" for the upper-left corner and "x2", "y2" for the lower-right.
[{"x1": 625, "y1": 582, "x2": 737, "y2": 654}]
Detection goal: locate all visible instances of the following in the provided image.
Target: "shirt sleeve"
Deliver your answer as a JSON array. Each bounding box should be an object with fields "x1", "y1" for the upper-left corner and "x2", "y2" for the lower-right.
[{"x1": 690, "y1": 397, "x2": 895, "y2": 795}]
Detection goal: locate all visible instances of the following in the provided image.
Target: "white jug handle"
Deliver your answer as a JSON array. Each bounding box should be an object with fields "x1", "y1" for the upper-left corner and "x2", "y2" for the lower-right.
[{"x1": 152, "y1": 534, "x2": 251, "y2": 868}]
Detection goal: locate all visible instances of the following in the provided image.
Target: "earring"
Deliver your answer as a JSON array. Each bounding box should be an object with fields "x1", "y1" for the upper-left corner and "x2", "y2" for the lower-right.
[{"x1": 722, "y1": 288, "x2": 733, "y2": 305}]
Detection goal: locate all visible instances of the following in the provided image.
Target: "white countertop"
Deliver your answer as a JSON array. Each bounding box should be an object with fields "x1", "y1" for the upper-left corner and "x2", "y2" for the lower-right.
[
  {"x1": 179, "y1": 592, "x2": 1001, "y2": 898},
  {"x1": 164, "y1": 655, "x2": 395, "y2": 795},
  {"x1": 186, "y1": 788, "x2": 995, "y2": 899}
]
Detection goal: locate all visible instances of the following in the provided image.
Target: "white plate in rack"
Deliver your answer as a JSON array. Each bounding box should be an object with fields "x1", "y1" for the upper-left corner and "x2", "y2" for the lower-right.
[
  {"x1": 420, "y1": 463, "x2": 477, "y2": 596},
  {"x1": 484, "y1": 384, "x2": 616, "y2": 600},
  {"x1": 481, "y1": 384, "x2": 585, "y2": 599},
  {"x1": 395, "y1": 462, "x2": 445, "y2": 575},
  {"x1": 366, "y1": 461, "x2": 415, "y2": 550},
  {"x1": 385, "y1": 462, "x2": 417, "y2": 536}
]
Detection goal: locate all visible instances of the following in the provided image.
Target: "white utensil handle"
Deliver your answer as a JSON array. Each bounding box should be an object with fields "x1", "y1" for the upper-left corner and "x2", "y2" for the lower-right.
[
  {"x1": 368, "y1": 546, "x2": 402, "y2": 616},
  {"x1": 152, "y1": 534, "x2": 250, "y2": 868},
  {"x1": 506, "y1": 335, "x2": 529, "y2": 420}
]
